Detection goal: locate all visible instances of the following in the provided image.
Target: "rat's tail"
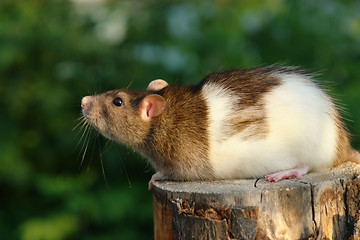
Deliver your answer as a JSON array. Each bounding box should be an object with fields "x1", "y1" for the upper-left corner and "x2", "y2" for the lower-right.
[{"x1": 348, "y1": 148, "x2": 360, "y2": 164}]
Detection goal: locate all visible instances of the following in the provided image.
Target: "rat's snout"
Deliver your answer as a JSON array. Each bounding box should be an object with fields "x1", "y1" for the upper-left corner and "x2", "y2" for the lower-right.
[
  {"x1": 81, "y1": 96, "x2": 90, "y2": 110},
  {"x1": 81, "y1": 96, "x2": 93, "y2": 118}
]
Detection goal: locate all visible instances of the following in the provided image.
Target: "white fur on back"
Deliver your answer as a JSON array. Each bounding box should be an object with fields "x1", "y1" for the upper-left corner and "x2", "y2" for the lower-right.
[
  {"x1": 202, "y1": 73, "x2": 338, "y2": 179},
  {"x1": 201, "y1": 83, "x2": 235, "y2": 143}
]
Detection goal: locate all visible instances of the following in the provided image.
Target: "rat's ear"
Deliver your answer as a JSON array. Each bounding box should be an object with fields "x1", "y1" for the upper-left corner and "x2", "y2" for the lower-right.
[
  {"x1": 139, "y1": 94, "x2": 165, "y2": 121},
  {"x1": 147, "y1": 79, "x2": 168, "y2": 91}
]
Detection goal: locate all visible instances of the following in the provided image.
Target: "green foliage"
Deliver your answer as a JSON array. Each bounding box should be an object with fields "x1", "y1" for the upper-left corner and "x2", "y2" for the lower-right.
[{"x1": 0, "y1": 0, "x2": 359, "y2": 239}]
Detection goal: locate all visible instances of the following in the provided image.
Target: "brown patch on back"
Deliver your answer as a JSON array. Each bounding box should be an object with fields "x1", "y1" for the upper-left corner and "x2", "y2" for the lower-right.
[
  {"x1": 201, "y1": 67, "x2": 285, "y2": 140},
  {"x1": 202, "y1": 67, "x2": 292, "y2": 105},
  {"x1": 231, "y1": 106, "x2": 268, "y2": 140}
]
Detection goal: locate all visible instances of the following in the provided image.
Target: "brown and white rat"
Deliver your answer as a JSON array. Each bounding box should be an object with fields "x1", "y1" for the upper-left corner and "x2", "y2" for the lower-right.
[{"x1": 81, "y1": 66, "x2": 360, "y2": 189}]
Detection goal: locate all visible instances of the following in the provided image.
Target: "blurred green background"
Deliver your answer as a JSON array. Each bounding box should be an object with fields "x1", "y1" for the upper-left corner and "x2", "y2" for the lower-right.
[{"x1": 1, "y1": 0, "x2": 359, "y2": 239}]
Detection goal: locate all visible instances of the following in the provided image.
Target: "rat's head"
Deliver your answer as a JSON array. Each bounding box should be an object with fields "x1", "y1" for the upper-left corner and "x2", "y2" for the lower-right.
[{"x1": 81, "y1": 88, "x2": 166, "y2": 147}]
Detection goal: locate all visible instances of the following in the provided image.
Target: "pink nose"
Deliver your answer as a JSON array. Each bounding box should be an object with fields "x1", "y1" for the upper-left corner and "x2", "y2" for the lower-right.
[{"x1": 81, "y1": 96, "x2": 90, "y2": 109}]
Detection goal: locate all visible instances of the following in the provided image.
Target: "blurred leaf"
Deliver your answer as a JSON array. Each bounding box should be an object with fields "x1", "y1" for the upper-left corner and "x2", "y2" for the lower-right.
[{"x1": 20, "y1": 213, "x2": 78, "y2": 240}]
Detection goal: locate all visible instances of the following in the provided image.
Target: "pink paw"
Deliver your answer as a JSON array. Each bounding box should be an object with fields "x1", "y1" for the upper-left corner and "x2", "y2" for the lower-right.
[
  {"x1": 148, "y1": 172, "x2": 165, "y2": 190},
  {"x1": 265, "y1": 165, "x2": 309, "y2": 182}
]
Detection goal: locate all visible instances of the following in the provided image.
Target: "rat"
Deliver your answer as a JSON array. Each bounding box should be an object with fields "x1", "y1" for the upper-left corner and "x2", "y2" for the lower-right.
[{"x1": 80, "y1": 66, "x2": 360, "y2": 190}]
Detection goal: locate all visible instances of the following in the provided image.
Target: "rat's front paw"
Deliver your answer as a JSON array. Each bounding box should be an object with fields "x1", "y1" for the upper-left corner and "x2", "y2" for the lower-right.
[{"x1": 148, "y1": 172, "x2": 165, "y2": 190}]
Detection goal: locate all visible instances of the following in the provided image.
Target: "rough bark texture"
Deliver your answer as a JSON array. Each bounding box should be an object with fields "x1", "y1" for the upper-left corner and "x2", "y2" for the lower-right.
[{"x1": 153, "y1": 162, "x2": 360, "y2": 240}]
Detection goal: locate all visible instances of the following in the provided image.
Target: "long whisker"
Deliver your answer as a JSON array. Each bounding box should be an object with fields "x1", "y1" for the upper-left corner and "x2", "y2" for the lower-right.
[
  {"x1": 115, "y1": 146, "x2": 132, "y2": 188},
  {"x1": 80, "y1": 124, "x2": 90, "y2": 142},
  {"x1": 73, "y1": 116, "x2": 89, "y2": 146},
  {"x1": 99, "y1": 139, "x2": 110, "y2": 190},
  {"x1": 126, "y1": 78, "x2": 135, "y2": 89},
  {"x1": 80, "y1": 129, "x2": 91, "y2": 169},
  {"x1": 85, "y1": 132, "x2": 98, "y2": 172},
  {"x1": 73, "y1": 115, "x2": 87, "y2": 131},
  {"x1": 78, "y1": 124, "x2": 89, "y2": 144},
  {"x1": 75, "y1": 120, "x2": 93, "y2": 169},
  {"x1": 74, "y1": 122, "x2": 90, "y2": 151}
]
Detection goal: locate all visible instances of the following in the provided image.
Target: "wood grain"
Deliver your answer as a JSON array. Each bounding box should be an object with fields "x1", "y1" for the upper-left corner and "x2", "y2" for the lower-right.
[{"x1": 153, "y1": 162, "x2": 360, "y2": 240}]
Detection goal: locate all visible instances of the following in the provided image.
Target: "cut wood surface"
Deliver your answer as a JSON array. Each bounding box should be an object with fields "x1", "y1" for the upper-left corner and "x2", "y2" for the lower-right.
[{"x1": 152, "y1": 162, "x2": 360, "y2": 240}]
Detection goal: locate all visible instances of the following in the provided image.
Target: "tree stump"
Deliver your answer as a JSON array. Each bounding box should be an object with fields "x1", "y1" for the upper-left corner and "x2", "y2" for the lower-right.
[{"x1": 152, "y1": 162, "x2": 360, "y2": 240}]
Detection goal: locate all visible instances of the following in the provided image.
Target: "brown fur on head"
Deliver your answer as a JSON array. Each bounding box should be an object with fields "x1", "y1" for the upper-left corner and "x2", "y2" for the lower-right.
[{"x1": 81, "y1": 89, "x2": 165, "y2": 148}]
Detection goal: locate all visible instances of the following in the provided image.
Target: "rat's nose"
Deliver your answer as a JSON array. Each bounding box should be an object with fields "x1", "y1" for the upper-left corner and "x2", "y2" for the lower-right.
[{"x1": 81, "y1": 96, "x2": 90, "y2": 109}]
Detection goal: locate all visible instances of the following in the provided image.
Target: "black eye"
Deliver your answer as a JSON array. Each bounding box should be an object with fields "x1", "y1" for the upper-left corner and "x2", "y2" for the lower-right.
[{"x1": 113, "y1": 97, "x2": 124, "y2": 107}]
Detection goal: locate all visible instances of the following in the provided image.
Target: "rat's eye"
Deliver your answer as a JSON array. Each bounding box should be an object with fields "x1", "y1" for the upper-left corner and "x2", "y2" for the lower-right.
[{"x1": 113, "y1": 97, "x2": 124, "y2": 107}]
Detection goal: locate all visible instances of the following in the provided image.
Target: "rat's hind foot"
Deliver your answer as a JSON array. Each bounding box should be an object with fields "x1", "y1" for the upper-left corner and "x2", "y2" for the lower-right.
[
  {"x1": 265, "y1": 164, "x2": 309, "y2": 182},
  {"x1": 148, "y1": 172, "x2": 165, "y2": 190}
]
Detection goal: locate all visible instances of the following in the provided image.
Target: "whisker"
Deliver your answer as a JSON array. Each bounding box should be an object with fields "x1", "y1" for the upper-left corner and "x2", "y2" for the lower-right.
[
  {"x1": 80, "y1": 130, "x2": 91, "y2": 169},
  {"x1": 84, "y1": 132, "x2": 99, "y2": 172},
  {"x1": 76, "y1": 124, "x2": 94, "y2": 169},
  {"x1": 126, "y1": 78, "x2": 135, "y2": 89},
  {"x1": 115, "y1": 146, "x2": 132, "y2": 188},
  {"x1": 73, "y1": 117, "x2": 87, "y2": 131},
  {"x1": 102, "y1": 139, "x2": 113, "y2": 154},
  {"x1": 80, "y1": 124, "x2": 90, "y2": 140},
  {"x1": 99, "y1": 139, "x2": 110, "y2": 190},
  {"x1": 74, "y1": 122, "x2": 90, "y2": 151},
  {"x1": 76, "y1": 115, "x2": 85, "y2": 121}
]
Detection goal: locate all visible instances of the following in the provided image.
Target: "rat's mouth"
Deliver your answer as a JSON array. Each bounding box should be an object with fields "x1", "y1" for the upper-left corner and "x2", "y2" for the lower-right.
[
  {"x1": 82, "y1": 111, "x2": 92, "y2": 124},
  {"x1": 82, "y1": 113, "x2": 116, "y2": 141},
  {"x1": 82, "y1": 112, "x2": 97, "y2": 129}
]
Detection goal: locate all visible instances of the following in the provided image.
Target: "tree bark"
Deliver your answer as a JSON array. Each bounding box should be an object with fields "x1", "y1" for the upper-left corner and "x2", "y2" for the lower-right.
[{"x1": 153, "y1": 162, "x2": 360, "y2": 240}]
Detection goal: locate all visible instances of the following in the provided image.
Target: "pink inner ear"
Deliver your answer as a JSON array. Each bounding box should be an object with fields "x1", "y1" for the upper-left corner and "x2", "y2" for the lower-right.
[
  {"x1": 140, "y1": 94, "x2": 165, "y2": 121},
  {"x1": 146, "y1": 103, "x2": 152, "y2": 117}
]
